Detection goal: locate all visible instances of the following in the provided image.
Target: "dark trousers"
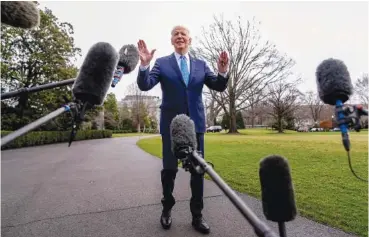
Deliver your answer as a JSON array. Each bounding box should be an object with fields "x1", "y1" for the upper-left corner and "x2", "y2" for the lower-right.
[{"x1": 161, "y1": 132, "x2": 204, "y2": 218}]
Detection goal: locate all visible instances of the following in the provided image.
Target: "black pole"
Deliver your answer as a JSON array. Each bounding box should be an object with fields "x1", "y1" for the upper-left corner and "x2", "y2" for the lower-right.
[
  {"x1": 1, "y1": 78, "x2": 76, "y2": 100},
  {"x1": 190, "y1": 151, "x2": 279, "y2": 237},
  {"x1": 1, "y1": 104, "x2": 73, "y2": 147},
  {"x1": 278, "y1": 222, "x2": 287, "y2": 237}
]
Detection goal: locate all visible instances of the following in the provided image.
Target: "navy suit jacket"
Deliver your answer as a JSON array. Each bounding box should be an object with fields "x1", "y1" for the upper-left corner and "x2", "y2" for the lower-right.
[{"x1": 137, "y1": 53, "x2": 229, "y2": 134}]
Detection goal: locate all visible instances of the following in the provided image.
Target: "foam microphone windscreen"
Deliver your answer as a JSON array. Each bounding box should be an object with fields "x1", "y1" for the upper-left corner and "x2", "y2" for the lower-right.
[
  {"x1": 316, "y1": 58, "x2": 353, "y2": 105},
  {"x1": 170, "y1": 114, "x2": 197, "y2": 156},
  {"x1": 118, "y1": 44, "x2": 139, "y2": 73},
  {"x1": 1, "y1": 1, "x2": 40, "y2": 29},
  {"x1": 72, "y1": 42, "x2": 119, "y2": 105},
  {"x1": 259, "y1": 155, "x2": 297, "y2": 222}
]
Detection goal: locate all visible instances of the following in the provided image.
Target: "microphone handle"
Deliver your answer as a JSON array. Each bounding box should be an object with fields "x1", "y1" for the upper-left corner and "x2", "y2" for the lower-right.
[
  {"x1": 1, "y1": 104, "x2": 72, "y2": 147},
  {"x1": 191, "y1": 151, "x2": 279, "y2": 237},
  {"x1": 278, "y1": 222, "x2": 287, "y2": 237},
  {"x1": 111, "y1": 66, "x2": 125, "y2": 88},
  {"x1": 336, "y1": 100, "x2": 350, "y2": 151}
]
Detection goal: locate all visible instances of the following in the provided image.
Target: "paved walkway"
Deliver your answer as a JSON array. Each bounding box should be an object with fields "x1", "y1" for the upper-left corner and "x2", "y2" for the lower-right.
[{"x1": 1, "y1": 136, "x2": 359, "y2": 237}]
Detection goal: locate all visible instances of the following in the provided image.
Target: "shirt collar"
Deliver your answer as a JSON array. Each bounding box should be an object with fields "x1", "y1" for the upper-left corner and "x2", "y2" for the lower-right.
[{"x1": 174, "y1": 51, "x2": 190, "y2": 62}]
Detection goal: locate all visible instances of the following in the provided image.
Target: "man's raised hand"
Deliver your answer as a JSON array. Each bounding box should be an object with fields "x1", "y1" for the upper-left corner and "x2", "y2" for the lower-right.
[
  {"x1": 217, "y1": 51, "x2": 229, "y2": 74},
  {"x1": 137, "y1": 39, "x2": 156, "y2": 66}
]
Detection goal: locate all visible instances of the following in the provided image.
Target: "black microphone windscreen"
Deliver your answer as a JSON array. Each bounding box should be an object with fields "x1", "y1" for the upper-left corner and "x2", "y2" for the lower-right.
[
  {"x1": 118, "y1": 44, "x2": 139, "y2": 74},
  {"x1": 1, "y1": 1, "x2": 40, "y2": 29},
  {"x1": 316, "y1": 58, "x2": 353, "y2": 105},
  {"x1": 170, "y1": 114, "x2": 197, "y2": 155},
  {"x1": 72, "y1": 42, "x2": 119, "y2": 105},
  {"x1": 259, "y1": 155, "x2": 297, "y2": 222}
]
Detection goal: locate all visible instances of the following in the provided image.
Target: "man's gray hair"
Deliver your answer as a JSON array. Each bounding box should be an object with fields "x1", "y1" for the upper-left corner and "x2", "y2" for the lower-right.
[{"x1": 171, "y1": 25, "x2": 190, "y2": 36}]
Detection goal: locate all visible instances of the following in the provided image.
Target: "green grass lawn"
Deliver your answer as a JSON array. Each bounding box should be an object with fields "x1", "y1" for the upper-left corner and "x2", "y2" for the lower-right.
[{"x1": 137, "y1": 129, "x2": 368, "y2": 237}]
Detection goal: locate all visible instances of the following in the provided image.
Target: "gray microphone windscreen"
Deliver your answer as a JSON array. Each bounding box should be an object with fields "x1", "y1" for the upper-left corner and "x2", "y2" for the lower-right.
[
  {"x1": 1, "y1": 1, "x2": 40, "y2": 29},
  {"x1": 170, "y1": 114, "x2": 197, "y2": 156},
  {"x1": 118, "y1": 44, "x2": 139, "y2": 74},
  {"x1": 72, "y1": 42, "x2": 119, "y2": 105},
  {"x1": 259, "y1": 155, "x2": 297, "y2": 222},
  {"x1": 316, "y1": 58, "x2": 353, "y2": 105}
]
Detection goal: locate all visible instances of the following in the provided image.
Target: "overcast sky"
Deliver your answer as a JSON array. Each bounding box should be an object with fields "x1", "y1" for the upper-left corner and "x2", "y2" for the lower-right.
[{"x1": 40, "y1": 1, "x2": 368, "y2": 102}]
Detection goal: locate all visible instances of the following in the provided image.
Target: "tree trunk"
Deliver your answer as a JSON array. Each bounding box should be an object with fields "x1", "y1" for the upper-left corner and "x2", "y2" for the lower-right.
[
  {"x1": 251, "y1": 113, "x2": 255, "y2": 128},
  {"x1": 228, "y1": 97, "x2": 239, "y2": 133},
  {"x1": 250, "y1": 105, "x2": 255, "y2": 128},
  {"x1": 277, "y1": 116, "x2": 283, "y2": 133},
  {"x1": 137, "y1": 113, "x2": 141, "y2": 132}
]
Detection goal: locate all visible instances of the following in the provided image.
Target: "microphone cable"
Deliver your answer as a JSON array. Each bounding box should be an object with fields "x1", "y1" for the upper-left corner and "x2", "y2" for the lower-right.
[{"x1": 346, "y1": 151, "x2": 367, "y2": 182}]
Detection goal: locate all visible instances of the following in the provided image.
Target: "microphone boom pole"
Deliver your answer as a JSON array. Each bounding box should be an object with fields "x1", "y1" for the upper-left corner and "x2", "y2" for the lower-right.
[
  {"x1": 183, "y1": 149, "x2": 279, "y2": 237},
  {"x1": 1, "y1": 104, "x2": 72, "y2": 147},
  {"x1": 1, "y1": 78, "x2": 76, "y2": 100}
]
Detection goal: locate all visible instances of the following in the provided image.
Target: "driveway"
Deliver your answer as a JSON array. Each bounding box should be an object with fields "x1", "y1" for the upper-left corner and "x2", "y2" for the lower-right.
[{"x1": 1, "y1": 136, "x2": 358, "y2": 237}]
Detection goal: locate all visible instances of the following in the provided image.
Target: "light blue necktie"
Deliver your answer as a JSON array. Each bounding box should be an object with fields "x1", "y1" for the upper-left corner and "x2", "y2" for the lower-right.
[{"x1": 180, "y1": 56, "x2": 189, "y2": 86}]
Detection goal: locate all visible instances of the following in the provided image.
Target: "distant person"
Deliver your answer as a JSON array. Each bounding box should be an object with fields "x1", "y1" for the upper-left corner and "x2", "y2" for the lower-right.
[{"x1": 136, "y1": 25, "x2": 229, "y2": 234}]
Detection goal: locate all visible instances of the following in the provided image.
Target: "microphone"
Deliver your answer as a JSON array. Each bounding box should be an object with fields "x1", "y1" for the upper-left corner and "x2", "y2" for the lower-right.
[
  {"x1": 72, "y1": 42, "x2": 119, "y2": 106},
  {"x1": 111, "y1": 44, "x2": 139, "y2": 87},
  {"x1": 170, "y1": 114, "x2": 279, "y2": 237},
  {"x1": 1, "y1": 42, "x2": 119, "y2": 148},
  {"x1": 259, "y1": 155, "x2": 297, "y2": 237},
  {"x1": 1, "y1": 1, "x2": 40, "y2": 29},
  {"x1": 316, "y1": 58, "x2": 353, "y2": 151},
  {"x1": 170, "y1": 114, "x2": 198, "y2": 158},
  {"x1": 68, "y1": 41, "x2": 118, "y2": 146}
]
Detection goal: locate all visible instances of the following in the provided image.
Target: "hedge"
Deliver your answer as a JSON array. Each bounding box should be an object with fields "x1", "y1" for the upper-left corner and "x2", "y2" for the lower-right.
[
  {"x1": 112, "y1": 129, "x2": 158, "y2": 134},
  {"x1": 1, "y1": 130, "x2": 112, "y2": 150}
]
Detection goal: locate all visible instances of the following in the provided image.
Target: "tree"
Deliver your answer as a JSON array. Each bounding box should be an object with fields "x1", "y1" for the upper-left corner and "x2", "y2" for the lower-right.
[
  {"x1": 125, "y1": 82, "x2": 153, "y2": 132},
  {"x1": 1, "y1": 6, "x2": 81, "y2": 131},
  {"x1": 119, "y1": 103, "x2": 131, "y2": 120},
  {"x1": 246, "y1": 89, "x2": 268, "y2": 127},
  {"x1": 236, "y1": 111, "x2": 245, "y2": 129},
  {"x1": 284, "y1": 109, "x2": 296, "y2": 130},
  {"x1": 190, "y1": 14, "x2": 295, "y2": 134},
  {"x1": 221, "y1": 113, "x2": 230, "y2": 130},
  {"x1": 121, "y1": 118, "x2": 134, "y2": 131},
  {"x1": 303, "y1": 91, "x2": 324, "y2": 124},
  {"x1": 267, "y1": 79, "x2": 302, "y2": 133},
  {"x1": 354, "y1": 73, "x2": 368, "y2": 105},
  {"x1": 104, "y1": 111, "x2": 118, "y2": 130},
  {"x1": 104, "y1": 93, "x2": 119, "y2": 120},
  {"x1": 103, "y1": 93, "x2": 119, "y2": 130},
  {"x1": 205, "y1": 97, "x2": 222, "y2": 126}
]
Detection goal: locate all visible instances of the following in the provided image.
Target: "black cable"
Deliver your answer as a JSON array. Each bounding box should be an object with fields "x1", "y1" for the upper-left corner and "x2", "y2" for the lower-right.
[{"x1": 346, "y1": 151, "x2": 367, "y2": 182}]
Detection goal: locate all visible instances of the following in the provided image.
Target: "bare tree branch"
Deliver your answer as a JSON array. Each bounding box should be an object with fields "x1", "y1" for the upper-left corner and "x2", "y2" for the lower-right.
[
  {"x1": 266, "y1": 78, "x2": 303, "y2": 133},
  {"x1": 354, "y1": 73, "x2": 368, "y2": 105},
  {"x1": 190, "y1": 14, "x2": 295, "y2": 133},
  {"x1": 303, "y1": 90, "x2": 325, "y2": 123}
]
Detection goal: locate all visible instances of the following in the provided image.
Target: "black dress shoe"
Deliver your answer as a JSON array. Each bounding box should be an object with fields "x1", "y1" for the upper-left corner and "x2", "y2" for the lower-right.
[
  {"x1": 160, "y1": 210, "x2": 172, "y2": 230},
  {"x1": 192, "y1": 217, "x2": 210, "y2": 234}
]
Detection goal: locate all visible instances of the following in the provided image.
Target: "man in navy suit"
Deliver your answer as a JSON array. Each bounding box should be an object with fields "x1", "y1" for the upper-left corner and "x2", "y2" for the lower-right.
[{"x1": 137, "y1": 25, "x2": 229, "y2": 234}]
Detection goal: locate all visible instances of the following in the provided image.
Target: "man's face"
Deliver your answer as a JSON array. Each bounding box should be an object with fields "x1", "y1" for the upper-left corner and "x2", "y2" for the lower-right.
[{"x1": 171, "y1": 27, "x2": 191, "y2": 52}]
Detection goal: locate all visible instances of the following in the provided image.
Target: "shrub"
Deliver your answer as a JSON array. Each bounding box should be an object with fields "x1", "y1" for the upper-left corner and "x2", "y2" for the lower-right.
[
  {"x1": 1, "y1": 130, "x2": 112, "y2": 150},
  {"x1": 111, "y1": 129, "x2": 158, "y2": 134}
]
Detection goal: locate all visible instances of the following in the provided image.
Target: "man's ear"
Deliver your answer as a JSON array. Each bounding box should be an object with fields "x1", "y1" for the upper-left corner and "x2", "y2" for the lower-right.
[{"x1": 189, "y1": 37, "x2": 192, "y2": 45}]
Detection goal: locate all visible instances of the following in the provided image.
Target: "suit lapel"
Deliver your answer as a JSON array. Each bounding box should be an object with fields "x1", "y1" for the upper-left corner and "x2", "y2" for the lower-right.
[
  {"x1": 170, "y1": 53, "x2": 186, "y2": 87},
  {"x1": 189, "y1": 55, "x2": 196, "y2": 86}
]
